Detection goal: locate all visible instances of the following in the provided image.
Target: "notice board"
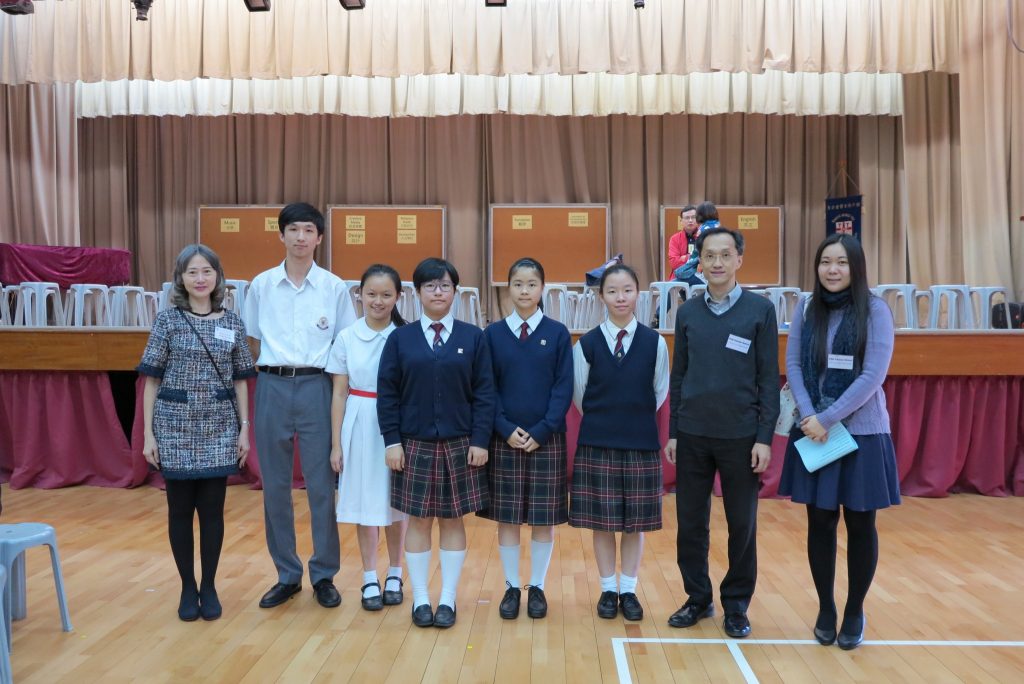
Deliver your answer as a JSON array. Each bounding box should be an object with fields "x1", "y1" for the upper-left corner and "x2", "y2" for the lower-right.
[
  {"x1": 327, "y1": 206, "x2": 445, "y2": 281},
  {"x1": 197, "y1": 205, "x2": 288, "y2": 282},
  {"x1": 660, "y1": 205, "x2": 782, "y2": 286},
  {"x1": 489, "y1": 204, "x2": 609, "y2": 286}
]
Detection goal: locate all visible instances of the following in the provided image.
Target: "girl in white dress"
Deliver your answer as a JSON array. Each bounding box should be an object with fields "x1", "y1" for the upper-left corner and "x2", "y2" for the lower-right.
[{"x1": 328, "y1": 264, "x2": 409, "y2": 611}]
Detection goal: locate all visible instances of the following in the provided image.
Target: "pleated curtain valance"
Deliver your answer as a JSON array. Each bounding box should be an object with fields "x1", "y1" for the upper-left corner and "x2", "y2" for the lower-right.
[
  {"x1": 74, "y1": 70, "x2": 904, "y2": 118},
  {"x1": 1, "y1": 0, "x2": 960, "y2": 86}
]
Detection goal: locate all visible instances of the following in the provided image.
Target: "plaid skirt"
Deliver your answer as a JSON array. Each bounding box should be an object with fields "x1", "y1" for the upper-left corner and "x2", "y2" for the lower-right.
[
  {"x1": 477, "y1": 433, "x2": 569, "y2": 526},
  {"x1": 569, "y1": 445, "x2": 663, "y2": 533},
  {"x1": 390, "y1": 436, "x2": 489, "y2": 519}
]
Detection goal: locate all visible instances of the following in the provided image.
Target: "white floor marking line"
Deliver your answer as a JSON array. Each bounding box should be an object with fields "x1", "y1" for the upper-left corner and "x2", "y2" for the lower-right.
[
  {"x1": 726, "y1": 641, "x2": 760, "y2": 684},
  {"x1": 611, "y1": 637, "x2": 1024, "y2": 683}
]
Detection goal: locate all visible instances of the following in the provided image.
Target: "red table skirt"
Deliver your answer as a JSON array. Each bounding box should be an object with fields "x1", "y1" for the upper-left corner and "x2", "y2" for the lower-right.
[
  {"x1": 0, "y1": 243, "x2": 132, "y2": 289},
  {"x1": 2, "y1": 372, "x2": 1023, "y2": 498}
]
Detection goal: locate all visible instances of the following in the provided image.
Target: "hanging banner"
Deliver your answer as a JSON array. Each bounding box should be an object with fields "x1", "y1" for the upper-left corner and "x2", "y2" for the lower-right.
[{"x1": 825, "y1": 195, "x2": 862, "y2": 240}]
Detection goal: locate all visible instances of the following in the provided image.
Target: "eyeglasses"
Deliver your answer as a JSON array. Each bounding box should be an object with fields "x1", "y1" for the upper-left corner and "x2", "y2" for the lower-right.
[
  {"x1": 701, "y1": 252, "x2": 737, "y2": 264},
  {"x1": 422, "y1": 281, "x2": 454, "y2": 293}
]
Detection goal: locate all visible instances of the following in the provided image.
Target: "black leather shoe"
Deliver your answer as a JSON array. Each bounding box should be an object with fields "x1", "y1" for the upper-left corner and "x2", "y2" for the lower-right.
[
  {"x1": 361, "y1": 582, "x2": 384, "y2": 611},
  {"x1": 412, "y1": 603, "x2": 434, "y2": 627},
  {"x1": 499, "y1": 582, "x2": 521, "y2": 619},
  {"x1": 837, "y1": 615, "x2": 865, "y2": 650},
  {"x1": 667, "y1": 602, "x2": 714, "y2": 628},
  {"x1": 526, "y1": 585, "x2": 547, "y2": 619},
  {"x1": 383, "y1": 576, "x2": 404, "y2": 606},
  {"x1": 313, "y1": 579, "x2": 342, "y2": 608},
  {"x1": 178, "y1": 584, "x2": 200, "y2": 622},
  {"x1": 434, "y1": 604, "x2": 457, "y2": 629},
  {"x1": 259, "y1": 582, "x2": 301, "y2": 609},
  {"x1": 597, "y1": 591, "x2": 619, "y2": 619},
  {"x1": 814, "y1": 611, "x2": 837, "y2": 645},
  {"x1": 724, "y1": 612, "x2": 752, "y2": 638},
  {"x1": 199, "y1": 586, "x2": 222, "y2": 621},
  {"x1": 619, "y1": 593, "x2": 644, "y2": 621}
]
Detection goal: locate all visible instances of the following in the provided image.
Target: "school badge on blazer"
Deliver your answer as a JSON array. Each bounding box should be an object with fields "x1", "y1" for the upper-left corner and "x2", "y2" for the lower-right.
[{"x1": 316, "y1": 316, "x2": 329, "y2": 330}]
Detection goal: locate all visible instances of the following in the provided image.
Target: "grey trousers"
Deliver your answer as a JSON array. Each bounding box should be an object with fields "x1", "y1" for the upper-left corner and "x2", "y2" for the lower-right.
[{"x1": 254, "y1": 372, "x2": 339, "y2": 585}]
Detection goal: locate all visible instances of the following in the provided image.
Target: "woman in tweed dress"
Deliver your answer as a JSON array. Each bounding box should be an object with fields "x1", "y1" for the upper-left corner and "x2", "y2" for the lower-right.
[
  {"x1": 480, "y1": 258, "x2": 573, "y2": 620},
  {"x1": 139, "y1": 244, "x2": 257, "y2": 622}
]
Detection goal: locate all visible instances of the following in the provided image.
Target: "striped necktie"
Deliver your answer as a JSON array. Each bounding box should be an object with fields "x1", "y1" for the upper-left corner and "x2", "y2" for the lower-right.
[
  {"x1": 614, "y1": 329, "x2": 627, "y2": 359},
  {"x1": 430, "y1": 322, "x2": 445, "y2": 351}
]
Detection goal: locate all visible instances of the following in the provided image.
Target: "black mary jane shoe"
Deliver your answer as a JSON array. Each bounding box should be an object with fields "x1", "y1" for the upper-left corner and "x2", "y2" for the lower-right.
[
  {"x1": 383, "y1": 576, "x2": 404, "y2": 606},
  {"x1": 412, "y1": 603, "x2": 434, "y2": 628},
  {"x1": 837, "y1": 615, "x2": 865, "y2": 651},
  {"x1": 433, "y1": 604, "x2": 457, "y2": 629},
  {"x1": 499, "y1": 582, "x2": 522, "y2": 619},
  {"x1": 361, "y1": 582, "x2": 384, "y2": 611}
]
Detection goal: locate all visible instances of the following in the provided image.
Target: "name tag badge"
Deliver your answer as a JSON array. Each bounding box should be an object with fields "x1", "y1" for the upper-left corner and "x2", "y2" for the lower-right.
[
  {"x1": 828, "y1": 354, "x2": 855, "y2": 370},
  {"x1": 214, "y1": 327, "x2": 235, "y2": 343},
  {"x1": 725, "y1": 334, "x2": 752, "y2": 354}
]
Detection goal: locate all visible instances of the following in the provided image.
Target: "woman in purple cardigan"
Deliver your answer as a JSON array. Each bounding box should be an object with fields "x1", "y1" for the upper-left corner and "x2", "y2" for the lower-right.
[{"x1": 779, "y1": 234, "x2": 900, "y2": 652}]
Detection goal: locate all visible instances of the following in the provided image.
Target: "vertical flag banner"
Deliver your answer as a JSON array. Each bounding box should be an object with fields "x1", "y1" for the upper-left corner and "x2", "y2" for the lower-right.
[{"x1": 825, "y1": 195, "x2": 863, "y2": 240}]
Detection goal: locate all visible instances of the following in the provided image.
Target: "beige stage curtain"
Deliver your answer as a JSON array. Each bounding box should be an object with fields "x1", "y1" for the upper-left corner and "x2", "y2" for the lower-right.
[
  {"x1": 75, "y1": 113, "x2": 907, "y2": 322},
  {"x1": 75, "y1": 71, "x2": 904, "y2": 118},
  {"x1": 1, "y1": 0, "x2": 960, "y2": 85},
  {"x1": 0, "y1": 83, "x2": 78, "y2": 246}
]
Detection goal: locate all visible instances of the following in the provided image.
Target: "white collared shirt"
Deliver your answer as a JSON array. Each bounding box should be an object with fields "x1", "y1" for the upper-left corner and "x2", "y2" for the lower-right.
[
  {"x1": 420, "y1": 312, "x2": 456, "y2": 348},
  {"x1": 572, "y1": 317, "x2": 670, "y2": 413},
  {"x1": 325, "y1": 317, "x2": 395, "y2": 391},
  {"x1": 505, "y1": 308, "x2": 545, "y2": 337},
  {"x1": 242, "y1": 260, "x2": 356, "y2": 368}
]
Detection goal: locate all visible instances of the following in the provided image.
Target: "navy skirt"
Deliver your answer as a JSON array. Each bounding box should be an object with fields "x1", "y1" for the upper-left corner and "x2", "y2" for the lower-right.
[{"x1": 779, "y1": 426, "x2": 901, "y2": 512}]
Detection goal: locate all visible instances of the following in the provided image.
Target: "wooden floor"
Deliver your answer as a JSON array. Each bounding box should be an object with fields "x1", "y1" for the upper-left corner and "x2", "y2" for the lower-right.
[{"x1": 4, "y1": 487, "x2": 1024, "y2": 683}]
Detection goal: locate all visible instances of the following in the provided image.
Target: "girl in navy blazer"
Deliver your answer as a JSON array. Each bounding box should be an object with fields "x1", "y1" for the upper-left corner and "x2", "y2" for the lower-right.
[
  {"x1": 377, "y1": 257, "x2": 495, "y2": 629},
  {"x1": 480, "y1": 258, "x2": 573, "y2": 620}
]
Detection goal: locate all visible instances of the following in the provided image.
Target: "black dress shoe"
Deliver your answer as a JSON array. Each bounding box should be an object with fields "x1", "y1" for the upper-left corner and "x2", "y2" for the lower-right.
[
  {"x1": 596, "y1": 591, "x2": 619, "y2": 619},
  {"x1": 383, "y1": 576, "x2": 404, "y2": 606},
  {"x1": 178, "y1": 584, "x2": 200, "y2": 622},
  {"x1": 412, "y1": 603, "x2": 434, "y2": 627},
  {"x1": 619, "y1": 593, "x2": 644, "y2": 621},
  {"x1": 814, "y1": 611, "x2": 837, "y2": 645},
  {"x1": 313, "y1": 579, "x2": 342, "y2": 608},
  {"x1": 259, "y1": 582, "x2": 301, "y2": 609},
  {"x1": 723, "y1": 612, "x2": 752, "y2": 638},
  {"x1": 526, "y1": 585, "x2": 547, "y2": 619},
  {"x1": 667, "y1": 602, "x2": 714, "y2": 628},
  {"x1": 434, "y1": 604, "x2": 456, "y2": 629},
  {"x1": 361, "y1": 582, "x2": 384, "y2": 611},
  {"x1": 499, "y1": 582, "x2": 521, "y2": 619},
  {"x1": 837, "y1": 615, "x2": 865, "y2": 650},
  {"x1": 199, "y1": 586, "x2": 222, "y2": 621}
]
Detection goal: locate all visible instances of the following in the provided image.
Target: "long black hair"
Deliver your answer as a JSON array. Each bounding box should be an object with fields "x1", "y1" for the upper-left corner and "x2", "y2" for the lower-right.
[
  {"x1": 359, "y1": 263, "x2": 406, "y2": 327},
  {"x1": 508, "y1": 257, "x2": 546, "y2": 311},
  {"x1": 806, "y1": 234, "x2": 871, "y2": 372},
  {"x1": 598, "y1": 263, "x2": 640, "y2": 293}
]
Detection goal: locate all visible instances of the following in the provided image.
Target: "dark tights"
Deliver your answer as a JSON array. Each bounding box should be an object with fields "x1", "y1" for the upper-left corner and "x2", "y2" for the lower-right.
[
  {"x1": 806, "y1": 505, "x2": 878, "y2": 630},
  {"x1": 165, "y1": 477, "x2": 228, "y2": 592}
]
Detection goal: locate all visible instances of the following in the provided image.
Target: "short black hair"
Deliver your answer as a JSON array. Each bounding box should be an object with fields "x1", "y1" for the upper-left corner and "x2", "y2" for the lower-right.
[
  {"x1": 696, "y1": 226, "x2": 745, "y2": 256},
  {"x1": 680, "y1": 205, "x2": 697, "y2": 215},
  {"x1": 412, "y1": 257, "x2": 460, "y2": 290},
  {"x1": 278, "y1": 202, "x2": 325, "y2": 236},
  {"x1": 695, "y1": 201, "x2": 719, "y2": 224}
]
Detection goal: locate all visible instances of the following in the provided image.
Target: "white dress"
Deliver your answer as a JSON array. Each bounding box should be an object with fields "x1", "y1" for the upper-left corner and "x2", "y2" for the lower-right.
[{"x1": 326, "y1": 317, "x2": 408, "y2": 526}]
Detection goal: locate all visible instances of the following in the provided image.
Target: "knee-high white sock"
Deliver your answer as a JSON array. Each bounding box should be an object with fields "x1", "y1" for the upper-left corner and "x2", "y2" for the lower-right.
[
  {"x1": 499, "y1": 544, "x2": 521, "y2": 587},
  {"x1": 619, "y1": 574, "x2": 638, "y2": 595},
  {"x1": 529, "y1": 539, "x2": 554, "y2": 590},
  {"x1": 438, "y1": 548, "x2": 467, "y2": 608},
  {"x1": 405, "y1": 550, "x2": 431, "y2": 608}
]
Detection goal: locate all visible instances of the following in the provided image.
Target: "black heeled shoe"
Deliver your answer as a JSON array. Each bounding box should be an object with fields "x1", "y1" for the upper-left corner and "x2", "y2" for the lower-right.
[{"x1": 813, "y1": 611, "x2": 837, "y2": 646}]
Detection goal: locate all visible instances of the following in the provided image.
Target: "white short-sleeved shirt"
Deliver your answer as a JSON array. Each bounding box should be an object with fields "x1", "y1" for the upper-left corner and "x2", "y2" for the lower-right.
[
  {"x1": 325, "y1": 317, "x2": 396, "y2": 391},
  {"x1": 242, "y1": 260, "x2": 356, "y2": 368}
]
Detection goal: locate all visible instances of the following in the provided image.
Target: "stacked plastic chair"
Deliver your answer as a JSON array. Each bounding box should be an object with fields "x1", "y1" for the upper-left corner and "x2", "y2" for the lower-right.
[{"x1": 0, "y1": 523, "x2": 73, "y2": 650}]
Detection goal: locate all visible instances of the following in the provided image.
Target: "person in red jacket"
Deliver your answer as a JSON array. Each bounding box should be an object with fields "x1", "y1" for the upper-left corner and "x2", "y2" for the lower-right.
[{"x1": 668, "y1": 205, "x2": 699, "y2": 281}]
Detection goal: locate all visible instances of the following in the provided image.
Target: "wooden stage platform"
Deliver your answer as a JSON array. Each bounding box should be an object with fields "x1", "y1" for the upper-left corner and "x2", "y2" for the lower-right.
[
  {"x1": 4, "y1": 486, "x2": 1024, "y2": 683},
  {"x1": 2, "y1": 328, "x2": 1023, "y2": 375}
]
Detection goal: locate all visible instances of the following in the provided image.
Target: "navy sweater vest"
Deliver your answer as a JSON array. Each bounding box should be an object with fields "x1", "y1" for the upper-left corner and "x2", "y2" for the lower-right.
[{"x1": 578, "y1": 324, "x2": 660, "y2": 451}]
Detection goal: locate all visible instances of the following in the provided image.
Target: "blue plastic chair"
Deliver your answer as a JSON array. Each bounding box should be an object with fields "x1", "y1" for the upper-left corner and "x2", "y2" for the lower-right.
[
  {"x1": 0, "y1": 565, "x2": 11, "y2": 684},
  {"x1": 0, "y1": 523, "x2": 73, "y2": 649}
]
